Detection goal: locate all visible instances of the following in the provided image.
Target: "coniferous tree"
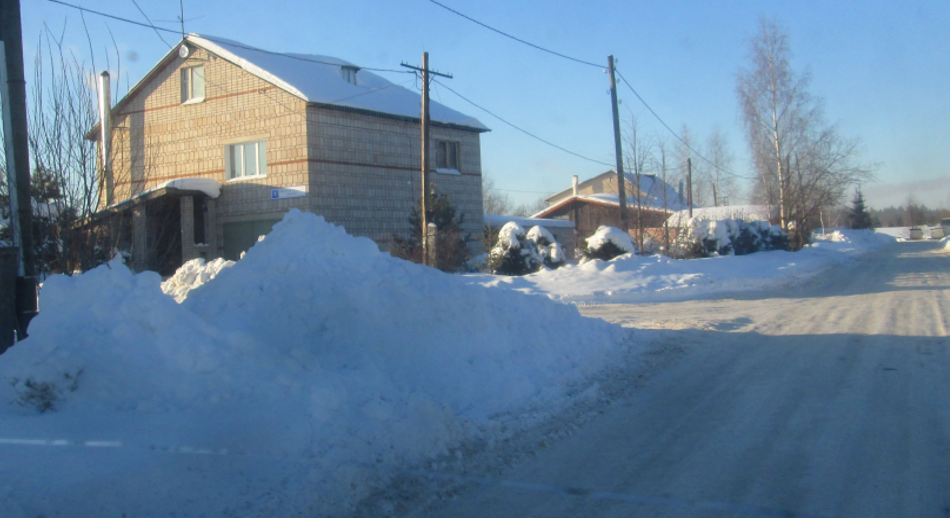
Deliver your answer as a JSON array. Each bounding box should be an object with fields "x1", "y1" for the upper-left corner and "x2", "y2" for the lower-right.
[{"x1": 849, "y1": 189, "x2": 873, "y2": 229}]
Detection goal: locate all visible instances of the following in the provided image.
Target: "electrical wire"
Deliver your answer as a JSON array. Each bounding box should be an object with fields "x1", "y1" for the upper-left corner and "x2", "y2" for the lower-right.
[
  {"x1": 425, "y1": 0, "x2": 603, "y2": 69},
  {"x1": 433, "y1": 79, "x2": 613, "y2": 168},
  {"x1": 615, "y1": 69, "x2": 755, "y2": 181},
  {"x1": 48, "y1": 0, "x2": 414, "y2": 75},
  {"x1": 129, "y1": 0, "x2": 171, "y2": 48}
]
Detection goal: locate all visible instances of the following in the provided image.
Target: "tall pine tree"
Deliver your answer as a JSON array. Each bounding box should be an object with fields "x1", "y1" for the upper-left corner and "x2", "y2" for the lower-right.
[{"x1": 849, "y1": 189, "x2": 873, "y2": 229}]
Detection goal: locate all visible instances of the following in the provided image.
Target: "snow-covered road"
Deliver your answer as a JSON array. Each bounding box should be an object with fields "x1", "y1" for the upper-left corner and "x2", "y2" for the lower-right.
[{"x1": 408, "y1": 240, "x2": 950, "y2": 517}]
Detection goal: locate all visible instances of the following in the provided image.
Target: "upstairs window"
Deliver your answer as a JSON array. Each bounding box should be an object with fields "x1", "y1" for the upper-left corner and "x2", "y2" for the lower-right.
[
  {"x1": 226, "y1": 141, "x2": 266, "y2": 180},
  {"x1": 436, "y1": 140, "x2": 460, "y2": 171},
  {"x1": 181, "y1": 66, "x2": 205, "y2": 103},
  {"x1": 340, "y1": 65, "x2": 359, "y2": 85}
]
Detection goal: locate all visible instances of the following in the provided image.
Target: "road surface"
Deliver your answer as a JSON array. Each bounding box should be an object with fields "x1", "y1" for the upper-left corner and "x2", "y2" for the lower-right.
[{"x1": 403, "y1": 240, "x2": 950, "y2": 517}]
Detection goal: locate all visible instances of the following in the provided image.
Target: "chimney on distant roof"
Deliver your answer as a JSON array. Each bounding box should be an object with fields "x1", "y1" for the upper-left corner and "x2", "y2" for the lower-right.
[{"x1": 572, "y1": 175, "x2": 578, "y2": 196}]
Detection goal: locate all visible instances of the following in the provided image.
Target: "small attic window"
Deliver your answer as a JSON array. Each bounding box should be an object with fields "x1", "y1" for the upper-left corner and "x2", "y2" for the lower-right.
[{"x1": 340, "y1": 65, "x2": 359, "y2": 85}]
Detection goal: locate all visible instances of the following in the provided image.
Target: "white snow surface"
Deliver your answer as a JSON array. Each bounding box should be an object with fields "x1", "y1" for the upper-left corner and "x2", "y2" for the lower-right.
[
  {"x1": 155, "y1": 177, "x2": 222, "y2": 198},
  {"x1": 188, "y1": 35, "x2": 488, "y2": 131},
  {"x1": 160, "y1": 257, "x2": 235, "y2": 303},
  {"x1": 495, "y1": 221, "x2": 526, "y2": 249},
  {"x1": 667, "y1": 205, "x2": 774, "y2": 226},
  {"x1": 585, "y1": 225, "x2": 636, "y2": 254},
  {"x1": 0, "y1": 210, "x2": 623, "y2": 517},
  {"x1": 526, "y1": 225, "x2": 556, "y2": 245},
  {"x1": 473, "y1": 229, "x2": 896, "y2": 305},
  {"x1": 484, "y1": 213, "x2": 575, "y2": 228}
]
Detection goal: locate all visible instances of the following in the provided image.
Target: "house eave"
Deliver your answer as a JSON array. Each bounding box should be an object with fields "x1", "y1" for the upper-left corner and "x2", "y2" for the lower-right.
[{"x1": 307, "y1": 102, "x2": 490, "y2": 133}]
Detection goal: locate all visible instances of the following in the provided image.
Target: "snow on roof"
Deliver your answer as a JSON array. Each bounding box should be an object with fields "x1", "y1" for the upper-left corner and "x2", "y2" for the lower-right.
[
  {"x1": 485, "y1": 213, "x2": 575, "y2": 228},
  {"x1": 187, "y1": 35, "x2": 489, "y2": 131},
  {"x1": 155, "y1": 178, "x2": 222, "y2": 199},
  {"x1": 667, "y1": 205, "x2": 774, "y2": 226},
  {"x1": 543, "y1": 172, "x2": 691, "y2": 214}
]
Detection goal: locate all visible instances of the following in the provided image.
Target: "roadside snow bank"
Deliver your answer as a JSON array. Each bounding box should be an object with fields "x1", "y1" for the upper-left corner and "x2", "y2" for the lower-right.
[
  {"x1": 0, "y1": 209, "x2": 626, "y2": 517},
  {"x1": 472, "y1": 229, "x2": 896, "y2": 304}
]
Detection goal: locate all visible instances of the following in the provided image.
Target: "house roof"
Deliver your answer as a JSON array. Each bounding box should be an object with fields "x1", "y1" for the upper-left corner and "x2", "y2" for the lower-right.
[
  {"x1": 89, "y1": 34, "x2": 489, "y2": 138},
  {"x1": 541, "y1": 170, "x2": 693, "y2": 216}
]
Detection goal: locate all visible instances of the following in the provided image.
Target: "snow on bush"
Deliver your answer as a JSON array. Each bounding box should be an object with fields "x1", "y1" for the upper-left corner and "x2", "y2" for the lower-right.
[
  {"x1": 0, "y1": 209, "x2": 625, "y2": 517},
  {"x1": 161, "y1": 257, "x2": 235, "y2": 303},
  {"x1": 675, "y1": 218, "x2": 787, "y2": 257},
  {"x1": 583, "y1": 225, "x2": 635, "y2": 262},
  {"x1": 488, "y1": 221, "x2": 542, "y2": 275},
  {"x1": 526, "y1": 225, "x2": 566, "y2": 269}
]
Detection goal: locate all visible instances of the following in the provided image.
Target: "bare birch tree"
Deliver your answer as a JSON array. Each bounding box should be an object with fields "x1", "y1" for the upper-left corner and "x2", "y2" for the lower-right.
[{"x1": 737, "y1": 18, "x2": 871, "y2": 249}]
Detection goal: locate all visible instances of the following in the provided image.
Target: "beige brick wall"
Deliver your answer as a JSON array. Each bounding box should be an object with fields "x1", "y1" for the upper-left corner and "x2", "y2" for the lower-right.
[
  {"x1": 305, "y1": 106, "x2": 484, "y2": 248},
  {"x1": 105, "y1": 46, "x2": 309, "y2": 258}
]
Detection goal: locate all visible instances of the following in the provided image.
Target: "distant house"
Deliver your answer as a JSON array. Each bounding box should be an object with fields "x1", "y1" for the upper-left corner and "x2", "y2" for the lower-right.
[
  {"x1": 532, "y1": 170, "x2": 692, "y2": 244},
  {"x1": 86, "y1": 34, "x2": 488, "y2": 274}
]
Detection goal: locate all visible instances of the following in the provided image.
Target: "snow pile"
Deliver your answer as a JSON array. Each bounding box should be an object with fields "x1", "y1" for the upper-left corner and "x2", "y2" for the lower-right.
[
  {"x1": 585, "y1": 225, "x2": 635, "y2": 254},
  {"x1": 161, "y1": 257, "x2": 235, "y2": 302},
  {"x1": 809, "y1": 228, "x2": 895, "y2": 253},
  {"x1": 0, "y1": 209, "x2": 625, "y2": 517},
  {"x1": 473, "y1": 228, "x2": 897, "y2": 305}
]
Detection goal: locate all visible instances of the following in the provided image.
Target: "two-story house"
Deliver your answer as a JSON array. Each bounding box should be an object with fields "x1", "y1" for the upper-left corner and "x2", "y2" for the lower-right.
[{"x1": 87, "y1": 34, "x2": 488, "y2": 274}]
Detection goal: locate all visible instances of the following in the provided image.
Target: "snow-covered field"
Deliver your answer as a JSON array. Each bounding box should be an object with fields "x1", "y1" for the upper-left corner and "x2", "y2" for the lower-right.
[
  {"x1": 0, "y1": 217, "x2": 898, "y2": 517},
  {"x1": 470, "y1": 229, "x2": 895, "y2": 305}
]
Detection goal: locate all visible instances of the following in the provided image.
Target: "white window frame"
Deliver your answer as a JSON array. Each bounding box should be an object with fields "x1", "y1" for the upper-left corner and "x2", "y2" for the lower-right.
[
  {"x1": 435, "y1": 139, "x2": 460, "y2": 173},
  {"x1": 181, "y1": 66, "x2": 205, "y2": 104},
  {"x1": 225, "y1": 140, "x2": 267, "y2": 181}
]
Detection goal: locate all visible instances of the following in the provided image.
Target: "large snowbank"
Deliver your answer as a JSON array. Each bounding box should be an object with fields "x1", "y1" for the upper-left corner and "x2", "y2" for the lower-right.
[
  {"x1": 472, "y1": 229, "x2": 896, "y2": 305},
  {"x1": 0, "y1": 210, "x2": 625, "y2": 517}
]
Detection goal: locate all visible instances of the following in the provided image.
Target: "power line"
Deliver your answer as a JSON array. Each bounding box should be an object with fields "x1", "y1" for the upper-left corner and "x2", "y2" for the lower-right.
[
  {"x1": 48, "y1": 0, "x2": 414, "y2": 74},
  {"x1": 425, "y1": 0, "x2": 603, "y2": 69},
  {"x1": 129, "y1": 0, "x2": 171, "y2": 48},
  {"x1": 433, "y1": 79, "x2": 613, "y2": 168},
  {"x1": 615, "y1": 69, "x2": 755, "y2": 181}
]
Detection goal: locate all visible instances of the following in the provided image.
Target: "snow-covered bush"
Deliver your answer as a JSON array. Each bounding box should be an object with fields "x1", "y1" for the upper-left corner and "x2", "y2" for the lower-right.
[
  {"x1": 488, "y1": 222, "x2": 542, "y2": 275},
  {"x1": 674, "y1": 218, "x2": 787, "y2": 258},
  {"x1": 526, "y1": 225, "x2": 566, "y2": 269},
  {"x1": 583, "y1": 226, "x2": 636, "y2": 262}
]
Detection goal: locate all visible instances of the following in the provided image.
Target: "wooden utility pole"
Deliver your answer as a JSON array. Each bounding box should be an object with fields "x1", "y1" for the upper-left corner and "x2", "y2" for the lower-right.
[
  {"x1": 687, "y1": 157, "x2": 693, "y2": 219},
  {"x1": 607, "y1": 55, "x2": 628, "y2": 232},
  {"x1": 401, "y1": 53, "x2": 452, "y2": 266},
  {"x1": 0, "y1": 0, "x2": 36, "y2": 341}
]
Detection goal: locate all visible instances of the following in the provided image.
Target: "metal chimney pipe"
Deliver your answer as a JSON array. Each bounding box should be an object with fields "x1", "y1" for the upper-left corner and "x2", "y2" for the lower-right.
[
  {"x1": 98, "y1": 71, "x2": 113, "y2": 205},
  {"x1": 572, "y1": 175, "x2": 578, "y2": 196}
]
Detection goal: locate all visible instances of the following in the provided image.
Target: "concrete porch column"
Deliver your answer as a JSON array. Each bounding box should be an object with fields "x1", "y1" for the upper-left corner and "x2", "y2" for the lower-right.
[{"x1": 132, "y1": 205, "x2": 148, "y2": 271}]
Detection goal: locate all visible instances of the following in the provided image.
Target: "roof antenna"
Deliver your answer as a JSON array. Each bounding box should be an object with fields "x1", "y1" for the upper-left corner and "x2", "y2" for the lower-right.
[{"x1": 179, "y1": 0, "x2": 185, "y2": 39}]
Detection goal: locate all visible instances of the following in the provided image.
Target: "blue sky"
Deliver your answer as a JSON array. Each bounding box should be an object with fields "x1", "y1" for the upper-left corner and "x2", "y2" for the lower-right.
[{"x1": 24, "y1": 0, "x2": 950, "y2": 210}]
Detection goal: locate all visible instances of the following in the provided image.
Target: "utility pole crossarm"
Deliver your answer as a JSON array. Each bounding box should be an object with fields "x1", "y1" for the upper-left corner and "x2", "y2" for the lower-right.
[{"x1": 400, "y1": 62, "x2": 453, "y2": 79}]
